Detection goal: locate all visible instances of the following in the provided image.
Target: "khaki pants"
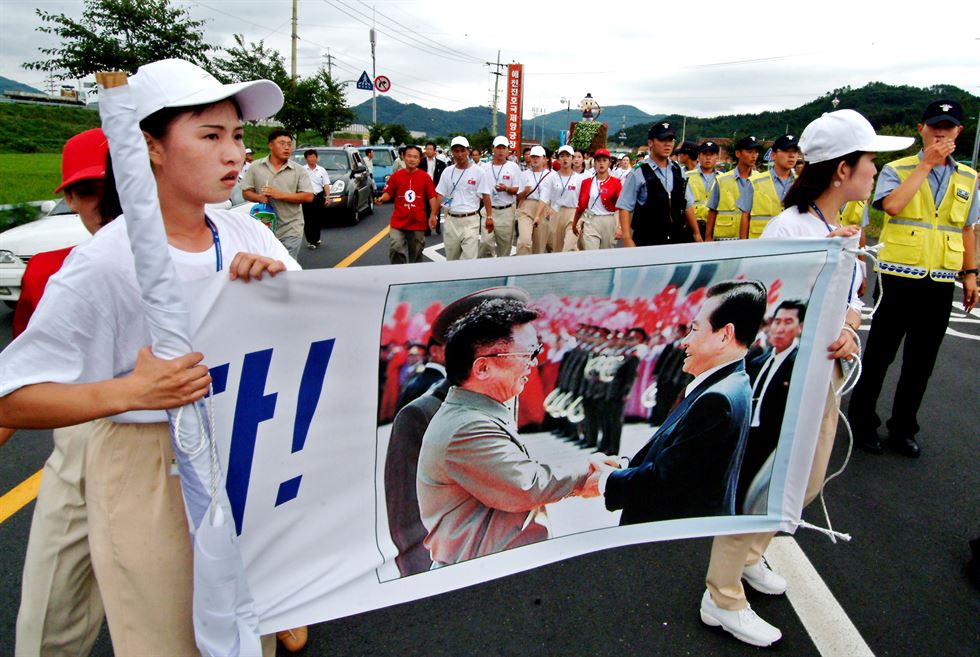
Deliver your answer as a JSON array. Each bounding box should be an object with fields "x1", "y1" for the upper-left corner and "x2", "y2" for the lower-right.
[
  {"x1": 443, "y1": 212, "x2": 481, "y2": 260},
  {"x1": 581, "y1": 212, "x2": 618, "y2": 250},
  {"x1": 706, "y1": 366, "x2": 843, "y2": 611},
  {"x1": 85, "y1": 420, "x2": 200, "y2": 657},
  {"x1": 516, "y1": 200, "x2": 550, "y2": 255},
  {"x1": 389, "y1": 228, "x2": 425, "y2": 264},
  {"x1": 16, "y1": 424, "x2": 103, "y2": 657},
  {"x1": 552, "y1": 207, "x2": 579, "y2": 252},
  {"x1": 481, "y1": 205, "x2": 515, "y2": 257}
]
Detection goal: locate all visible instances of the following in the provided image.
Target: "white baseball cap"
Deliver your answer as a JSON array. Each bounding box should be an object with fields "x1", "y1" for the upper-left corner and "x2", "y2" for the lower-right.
[
  {"x1": 244, "y1": 147, "x2": 253, "y2": 154},
  {"x1": 492, "y1": 136, "x2": 510, "y2": 148},
  {"x1": 450, "y1": 136, "x2": 470, "y2": 148},
  {"x1": 799, "y1": 109, "x2": 914, "y2": 164},
  {"x1": 557, "y1": 145, "x2": 574, "y2": 156},
  {"x1": 129, "y1": 58, "x2": 284, "y2": 122},
  {"x1": 529, "y1": 145, "x2": 546, "y2": 157}
]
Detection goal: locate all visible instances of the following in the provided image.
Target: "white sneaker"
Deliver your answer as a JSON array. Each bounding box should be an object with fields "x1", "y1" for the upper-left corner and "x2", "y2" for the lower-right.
[
  {"x1": 742, "y1": 557, "x2": 787, "y2": 595},
  {"x1": 700, "y1": 590, "x2": 782, "y2": 647}
]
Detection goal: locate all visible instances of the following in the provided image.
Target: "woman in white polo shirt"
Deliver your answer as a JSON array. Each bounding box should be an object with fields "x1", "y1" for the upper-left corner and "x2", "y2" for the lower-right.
[
  {"x1": 0, "y1": 59, "x2": 299, "y2": 656},
  {"x1": 700, "y1": 110, "x2": 913, "y2": 648}
]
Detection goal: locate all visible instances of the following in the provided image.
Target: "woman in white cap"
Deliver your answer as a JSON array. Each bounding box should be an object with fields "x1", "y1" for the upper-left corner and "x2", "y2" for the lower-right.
[
  {"x1": 700, "y1": 109, "x2": 913, "y2": 648},
  {"x1": 0, "y1": 58, "x2": 299, "y2": 656}
]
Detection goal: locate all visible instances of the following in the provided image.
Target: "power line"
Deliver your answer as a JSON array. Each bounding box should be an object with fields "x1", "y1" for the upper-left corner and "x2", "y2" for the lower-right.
[
  {"x1": 322, "y1": 0, "x2": 481, "y2": 66},
  {"x1": 354, "y1": 0, "x2": 485, "y2": 65}
]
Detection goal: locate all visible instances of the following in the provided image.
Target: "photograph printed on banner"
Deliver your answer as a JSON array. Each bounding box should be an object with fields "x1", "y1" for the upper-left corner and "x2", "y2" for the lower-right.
[{"x1": 375, "y1": 254, "x2": 824, "y2": 581}]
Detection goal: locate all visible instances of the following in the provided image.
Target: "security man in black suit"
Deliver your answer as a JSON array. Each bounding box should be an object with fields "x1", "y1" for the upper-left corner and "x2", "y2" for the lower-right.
[
  {"x1": 737, "y1": 299, "x2": 804, "y2": 511},
  {"x1": 419, "y1": 141, "x2": 446, "y2": 235},
  {"x1": 597, "y1": 328, "x2": 645, "y2": 456},
  {"x1": 617, "y1": 122, "x2": 702, "y2": 246}
]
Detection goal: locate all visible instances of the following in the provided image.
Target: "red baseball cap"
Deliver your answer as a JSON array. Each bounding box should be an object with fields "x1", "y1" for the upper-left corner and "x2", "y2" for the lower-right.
[
  {"x1": 55, "y1": 128, "x2": 109, "y2": 193},
  {"x1": 593, "y1": 148, "x2": 612, "y2": 159}
]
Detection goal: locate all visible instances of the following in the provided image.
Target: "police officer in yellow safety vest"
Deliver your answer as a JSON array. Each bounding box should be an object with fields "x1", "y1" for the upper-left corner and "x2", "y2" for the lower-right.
[
  {"x1": 848, "y1": 99, "x2": 978, "y2": 458},
  {"x1": 686, "y1": 141, "x2": 721, "y2": 240},
  {"x1": 744, "y1": 134, "x2": 799, "y2": 238},
  {"x1": 706, "y1": 135, "x2": 761, "y2": 241}
]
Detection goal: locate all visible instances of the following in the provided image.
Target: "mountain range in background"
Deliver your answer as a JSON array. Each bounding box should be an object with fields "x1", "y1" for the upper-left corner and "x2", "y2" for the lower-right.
[
  {"x1": 352, "y1": 82, "x2": 977, "y2": 156},
  {"x1": 351, "y1": 95, "x2": 664, "y2": 141},
  {"x1": 0, "y1": 76, "x2": 44, "y2": 95}
]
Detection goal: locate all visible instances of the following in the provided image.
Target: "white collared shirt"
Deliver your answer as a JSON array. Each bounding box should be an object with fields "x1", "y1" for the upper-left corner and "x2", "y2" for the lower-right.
[
  {"x1": 750, "y1": 341, "x2": 798, "y2": 427},
  {"x1": 685, "y1": 355, "x2": 746, "y2": 398}
]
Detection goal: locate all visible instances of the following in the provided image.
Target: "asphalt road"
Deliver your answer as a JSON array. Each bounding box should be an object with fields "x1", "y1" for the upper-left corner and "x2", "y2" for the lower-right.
[{"x1": 1, "y1": 204, "x2": 977, "y2": 656}]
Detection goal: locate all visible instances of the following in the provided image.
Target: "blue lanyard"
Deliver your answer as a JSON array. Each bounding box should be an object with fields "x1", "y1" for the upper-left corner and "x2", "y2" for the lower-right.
[
  {"x1": 205, "y1": 217, "x2": 222, "y2": 272},
  {"x1": 810, "y1": 203, "x2": 855, "y2": 304}
]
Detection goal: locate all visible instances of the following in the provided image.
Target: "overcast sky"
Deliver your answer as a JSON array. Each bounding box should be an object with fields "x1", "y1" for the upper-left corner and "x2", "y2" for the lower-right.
[{"x1": 2, "y1": 0, "x2": 978, "y2": 121}]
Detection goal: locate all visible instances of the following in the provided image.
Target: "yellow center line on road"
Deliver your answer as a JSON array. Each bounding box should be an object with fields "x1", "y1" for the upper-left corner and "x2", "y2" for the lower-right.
[
  {"x1": 334, "y1": 225, "x2": 390, "y2": 268},
  {"x1": 0, "y1": 469, "x2": 42, "y2": 524},
  {"x1": 0, "y1": 224, "x2": 390, "y2": 525}
]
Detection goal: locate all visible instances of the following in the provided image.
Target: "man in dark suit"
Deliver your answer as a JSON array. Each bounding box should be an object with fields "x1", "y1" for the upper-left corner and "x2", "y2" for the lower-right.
[
  {"x1": 383, "y1": 286, "x2": 530, "y2": 577},
  {"x1": 396, "y1": 337, "x2": 446, "y2": 414},
  {"x1": 737, "y1": 299, "x2": 805, "y2": 510},
  {"x1": 419, "y1": 142, "x2": 446, "y2": 235},
  {"x1": 593, "y1": 280, "x2": 766, "y2": 523}
]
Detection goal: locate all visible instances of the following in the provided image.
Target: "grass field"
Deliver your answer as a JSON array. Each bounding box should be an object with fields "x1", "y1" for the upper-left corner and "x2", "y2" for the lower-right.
[{"x1": 0, "y1": 153, "x2": 62, "y2": 205}]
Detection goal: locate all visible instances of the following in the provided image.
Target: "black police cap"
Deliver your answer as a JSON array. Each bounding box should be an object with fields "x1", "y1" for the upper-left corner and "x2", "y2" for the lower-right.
[
  {"x1": 699, "y1": 141, "x2": 720, "y2": 154},
  {"x1": 648, "y1": 122, "x2": 676, "y2": 140},
  {"x1": 734, "y1": 135, "x2": 762, "y2": 151},
  {"x1": 921, "y1": 100, "x2": 963, "y2": 127},
  {"x1": 771, "y1": 134, "x2": 800, "y2": 151}
]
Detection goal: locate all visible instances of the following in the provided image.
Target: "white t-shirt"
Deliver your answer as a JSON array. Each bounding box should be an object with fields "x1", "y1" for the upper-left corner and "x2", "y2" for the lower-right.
[
  {"x1": 305, "y1": 164, "x2": 330, "y2": 194},
  {"x1": 584, "y1": 175, "x2": 617, "y2": 216},
  {"x1": 519, "y1": 169, "x2": 554, "y2": 204},
  {"x1": 762, "y1": 205, "x2": 864, "y2": 312},
  {"x1": 481, "y1": 160, "x2": 522, "y2": 207},
  {"x1": 435, "y1": 164, "x2": 493, "y2": 213},
  {"x1": 0, "y1": 208, "x2": 301, "y2": 423},
  {"x1": 547, "y1": 171, "x2": 584, "y2": 209}
]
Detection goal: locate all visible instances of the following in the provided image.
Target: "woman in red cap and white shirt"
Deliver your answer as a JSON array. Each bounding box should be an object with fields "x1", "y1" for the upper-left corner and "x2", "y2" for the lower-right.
[
  {"x1": 572, "y1": 148, "x2": 623, "y2": 249},
  {"x1": 2, "y1": 128, "x2": 119, "y2": 657}
]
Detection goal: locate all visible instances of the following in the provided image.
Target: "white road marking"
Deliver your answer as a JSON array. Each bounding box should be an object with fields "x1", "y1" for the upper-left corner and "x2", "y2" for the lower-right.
[{"x1": 767, "y1": 536, "x2": 875, "y2": 657}]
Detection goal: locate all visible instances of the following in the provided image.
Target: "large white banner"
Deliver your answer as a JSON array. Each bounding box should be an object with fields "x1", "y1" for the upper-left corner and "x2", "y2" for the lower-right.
[{"x1": 184, "y1": 239, "x2": 854, "y2": 633}]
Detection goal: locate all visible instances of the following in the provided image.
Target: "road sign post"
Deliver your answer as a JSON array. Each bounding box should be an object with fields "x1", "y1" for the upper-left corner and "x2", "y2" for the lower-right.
[{"x1": 356, "y1": 71, "x2": 373, "y2": 91}]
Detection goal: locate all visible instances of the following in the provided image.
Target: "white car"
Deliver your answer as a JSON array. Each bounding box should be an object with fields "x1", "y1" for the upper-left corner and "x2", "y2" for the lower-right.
[
  {"x1": 0, "y1": 199, "x2": 90, "y2": 308},
  {"x1": 0, "y1": 196, "x2": 241, "y2": 308}
]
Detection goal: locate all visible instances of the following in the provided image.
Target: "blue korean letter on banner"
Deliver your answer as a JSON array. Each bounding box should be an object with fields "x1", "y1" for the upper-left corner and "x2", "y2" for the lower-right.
[{"x1": 184, "y1": 238, "x2": 856, "y2": 634}]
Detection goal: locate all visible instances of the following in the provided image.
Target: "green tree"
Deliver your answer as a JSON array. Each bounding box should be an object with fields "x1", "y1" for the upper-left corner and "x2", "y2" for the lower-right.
[
  {"x1": 368, "y1": 123, "x2": 411, "y2": 147},
  {"x1": 277, "y1": 69, "x2": 356, "y2": 143},
  {"x1": 368, "y1": 123, "x2": 387, "y2": 145},
  {"x1": 385, "y1": 124, "x2": 411, "y2": 147},
  {"x1": 209, "y1": 34, "x2": 290, "y2": 88},
  {"x1": 24, "y1": 0, "x2": 211, "y2": 79},
  {"x1": 464, "y1": 127, "x2": 492, "y2": 152}
]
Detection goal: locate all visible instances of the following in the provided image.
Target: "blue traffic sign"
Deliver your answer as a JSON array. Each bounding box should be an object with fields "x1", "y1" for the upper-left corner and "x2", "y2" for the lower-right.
[{"x1": 356, "y1": 71, "x2": 373, "y2": 91}]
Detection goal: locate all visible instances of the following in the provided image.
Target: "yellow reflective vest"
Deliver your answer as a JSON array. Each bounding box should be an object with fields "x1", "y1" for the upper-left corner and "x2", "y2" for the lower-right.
[
  {"x1": 840, "y1": 200, "x2": 865, "y2": 226},
  {"x1": 878, "y1": 155, "x2": 977, "y2": 281},
  {"x1": 748, "y1": 170, "x2": 794, "y2": 239},
  {"x1": 710, "y1": 170, "x2": 744, "y2": 239},
  {"x1": 686, "y1": 169, "x2": 715, "y2": 222}
]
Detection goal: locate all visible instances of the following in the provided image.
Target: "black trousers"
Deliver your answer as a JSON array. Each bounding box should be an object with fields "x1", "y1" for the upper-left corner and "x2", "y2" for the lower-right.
[
  {"x1": 598, "y1": 399, "x2": 625, "y2": 456},
  {"x1": 848, "y1": 274, "x2": 954, "y2": 440},
  {"x1": 302, "y1": 191, "x2": 326, "y2": 244}
]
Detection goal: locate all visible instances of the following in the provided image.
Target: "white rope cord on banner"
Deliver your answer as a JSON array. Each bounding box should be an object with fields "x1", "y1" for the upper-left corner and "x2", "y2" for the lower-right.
[
  {"x1": 172, "y1": 388, "x2": 224, "y2": 522},
  {"x1": 795, "y1": 244, "x2": 884, "y2": 544}
]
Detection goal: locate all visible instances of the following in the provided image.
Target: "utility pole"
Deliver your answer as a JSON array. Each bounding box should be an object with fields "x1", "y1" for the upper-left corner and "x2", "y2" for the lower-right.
[
  {"x1": 324, "y1": 47, "x2": 336, "y2": 78},
  {"x1": 680, "y1": 115, "x2": 687, "y2": 143},
  {"x1": 370, "y1": 6, "x2": 377, "y2": 126},
  {"x1": 485, "y1": 50, "x2": 504, "y2": 135},
  {"x1": 290, "y1": 0, "x2": 298, "y2": 82}
]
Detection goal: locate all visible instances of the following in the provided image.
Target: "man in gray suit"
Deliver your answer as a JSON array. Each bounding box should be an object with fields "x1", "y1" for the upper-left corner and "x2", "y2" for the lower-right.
[
  {"x1": 417, "y1": 297, "x2": 613, "y2": 567},
  {"x1": 385, "y1": 287, "x2": 528, "y2": 577}
]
